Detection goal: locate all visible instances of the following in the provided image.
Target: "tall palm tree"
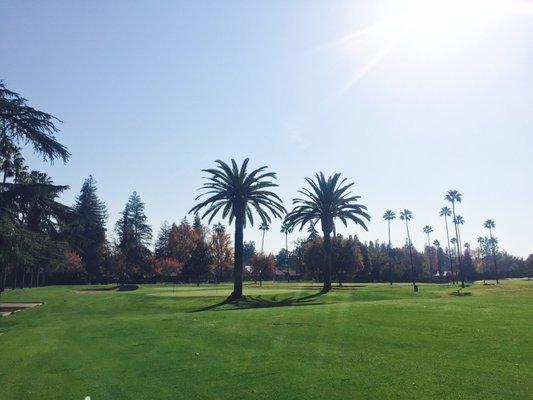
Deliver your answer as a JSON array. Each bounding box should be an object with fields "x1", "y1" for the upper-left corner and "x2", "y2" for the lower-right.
[
  {"x1": 190, "y1": 158, "x2": 285, "y2": 301},
  {"x1": 259, "y1": 221, "x2": 269, "y2": 253},
  {"x1": 484, "y1": 219, "x2": 499, "y2": 284},
  {"x1": 400, "y1": 209, "x2": 417, "y2": 291},
  {"x1": 423, "y1": 225, "x2": 434, "y2": 274},
  {"x1": 284, "y1": 172, "x2": 369, "y2": 293},
  {"x1": 280, "y1": 222, "x2": 293, "y2": 282},
  {"x1": 439, "y1": 206, "x2": 455, "y2": 284},
  {"x1": 383, "y1": 210, "x2": 396, "y2": 285},
  {"x1": 433, "y1": 239, "x2": 442, "y2": 276},
  {"x1": 445, "y1": 190, "x2": 465, "y2": 288}
]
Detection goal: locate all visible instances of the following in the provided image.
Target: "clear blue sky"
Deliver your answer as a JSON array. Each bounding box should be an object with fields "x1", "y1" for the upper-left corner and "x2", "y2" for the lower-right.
[{"x1": 1, "y1": 0, "x2": 532, "y2": 257}]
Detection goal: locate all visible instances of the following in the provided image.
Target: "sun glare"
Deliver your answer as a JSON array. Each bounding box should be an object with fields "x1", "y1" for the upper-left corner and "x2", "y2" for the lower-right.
[{"x1": 336, "y1": 0, "x2": 533, "y2": 88}]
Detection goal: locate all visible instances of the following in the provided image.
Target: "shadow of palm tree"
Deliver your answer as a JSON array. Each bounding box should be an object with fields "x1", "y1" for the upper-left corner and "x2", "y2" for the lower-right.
[{"x1": 191, "y1": 291, "x2": 326, "y2": 313}]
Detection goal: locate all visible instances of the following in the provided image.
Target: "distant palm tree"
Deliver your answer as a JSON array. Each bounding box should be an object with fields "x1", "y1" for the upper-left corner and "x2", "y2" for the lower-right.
[
  {"x1": 423, "y1": 225, "x2": 433, "y2": 247},
  {"x1": 280, "y1": 222, "x2": 293, "y2": 282},
  {"x1": 477, "y1": 236, "x2": 487, "y2": 284},
  {"x1": 400, "y1": 209, "x2": 417, "y2": 291},
  {"x1": 423, "y1": 225, "x2": 434, "y2": 274},
  {"x1": 433, "y1": 239, "x2": 442, "y2": 275},
  {"x1": 454, "y1": 215, "x2": 465, "y2": 255},
  {"x1": 190, "y1": 158, "x2": 285, "y2": 301},
  {"x1": 284, "y1": 172, "x2": 370, "y2": 293},
  {"x1": 445, "y1": 190, "x2": 465, "y2": 288},
  {"x1": 439, "y1": 206, "x2": 455, "y2": 284},
  {"x1": 484, "y1": 219, "x2": 499, "y2": 284},
  {"x1": 259, "y1": 222, "x2": 269, "y2": 253},
  {"x1": 383, "y1": 210, "x2": 396, "y2": 285}
]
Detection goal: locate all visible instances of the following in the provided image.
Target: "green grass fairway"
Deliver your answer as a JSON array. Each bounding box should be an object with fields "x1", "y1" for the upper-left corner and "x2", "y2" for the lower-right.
[{"x1": 1, "y1": 281, "x2": 532, "y2": 399}]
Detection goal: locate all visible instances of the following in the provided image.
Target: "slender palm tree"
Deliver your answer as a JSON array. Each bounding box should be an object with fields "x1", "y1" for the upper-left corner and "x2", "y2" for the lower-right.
[
  {"x1": 400, "y1": 209, "x2": 417, "y2": 291},
  {"x1": 484, "y1": 219, "x2": 499, "y2": 284},
  {"x1": 423, "y1": 225, "x2": 434, "y2": 274},
  {"x1": 280, "y1": 222, "x2": 293, "y2": 282},
  {"x1": 445, "y1": 190, "x2": 465, "y2": 288},
  {"x1": 284, "y1": 172, "x2": 369, "y2": 293},
  {"x1": 383, "y1": 210, "x2": 396, "y2": 285},
  {"x1": 190, "y1": 158, "x2": 285, "y2": 301},
  {"x1": 477, "y1": 236, "x2": 487, "y2": 284},
  {"x1": 454, "y1": 215, "x2": 465, "y2": 255},
  {"x1": 439, "y1": 207, "x2": 455, "y2": 284},
  {"x1": 259, "y1": 222, "x2": 269, "y2": 253},
  {"x1": 433, "y1": 239, "x2": 442, "y2": 276}
]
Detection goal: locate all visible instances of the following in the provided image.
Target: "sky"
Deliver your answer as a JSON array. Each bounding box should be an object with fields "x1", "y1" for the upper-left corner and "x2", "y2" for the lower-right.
[{"x1": 1, "y1": 0, "x2": 532, "y2": 257}]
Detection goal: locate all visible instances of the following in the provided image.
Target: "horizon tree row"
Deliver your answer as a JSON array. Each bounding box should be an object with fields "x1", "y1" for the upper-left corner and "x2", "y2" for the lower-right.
[{"x1": 1, "y1": 81, "x2": 531, "y2": 297}]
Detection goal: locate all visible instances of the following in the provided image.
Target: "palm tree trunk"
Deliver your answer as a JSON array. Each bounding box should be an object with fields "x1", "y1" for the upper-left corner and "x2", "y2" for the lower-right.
[
  {"x1": 388, "y1": 220, "x2": 393, "y2": 285},
  {"x1": 406, "y1": 221, "x2": 417, "y2": 292},
  {"x1": 451, "y1": 203, "x2": 465, "y2": 288},
  {"x1": 444, "y1": 216, "x2": 455, "y2": 284},
  {"x1": 228, "y1": 211, "x2": 244, "y2": 301},
  {"x1": 261, "y1": 230, "x2": 265, "y2": 253},
  {"x1": 489, "y1": 228, "x2": 499, "y2": 284},
  {"x1": 322, "y1": 231, "x2": 332, "y2": 293},
  {"x1": 427, "y1": 233, "x2": 432, "y2": 276},
  {"x1": 286, "y1": 232, "x2": 290, "y2": 283}
]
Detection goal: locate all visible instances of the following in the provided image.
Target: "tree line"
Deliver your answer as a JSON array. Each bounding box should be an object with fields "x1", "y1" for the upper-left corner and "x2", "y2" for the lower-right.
[{"x1": 1, "y1": 81, "x2": 531, "y2": 298}]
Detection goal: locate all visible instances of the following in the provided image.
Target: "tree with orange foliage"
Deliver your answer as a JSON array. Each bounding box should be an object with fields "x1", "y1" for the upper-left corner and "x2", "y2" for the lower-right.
[
  {"x1": 210, "y1": 223, "x2": 233, "y2": 283},
  {"x1": 250, "y1": 253, "x2": 277, "y2": 286}
]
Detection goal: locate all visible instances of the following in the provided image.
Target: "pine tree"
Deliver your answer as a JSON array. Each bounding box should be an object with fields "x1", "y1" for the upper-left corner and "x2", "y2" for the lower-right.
[
  {"x1": 115, "y1": 191, "x2": 152, "y2": 281},
  {"x1": 154, "y1": 221, "x2": 171, "y2": 258},
  {"x1": 72, "y1": 175, "x2": 107, "y2": 281}
]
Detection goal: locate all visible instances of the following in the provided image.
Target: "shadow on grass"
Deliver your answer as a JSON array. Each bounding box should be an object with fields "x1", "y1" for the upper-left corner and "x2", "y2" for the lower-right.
[
  {"x1": 79, "y1": 284, "x2": 139, "y2": 292},
  {"x1": 191, "y1": 291, "x2": 327, "y2": 313}
]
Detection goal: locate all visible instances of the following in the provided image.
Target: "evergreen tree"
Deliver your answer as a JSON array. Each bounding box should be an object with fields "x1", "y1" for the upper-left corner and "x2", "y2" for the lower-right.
[
  {"x1": 71, "y1": 175, "x2": 107, "y2": 281},
  {"x1": 115, "y1": 191, "x2": 152, "y2": 281},
  {"x1": 154, "y1": 221, "x2": 171, "y2": 258}
]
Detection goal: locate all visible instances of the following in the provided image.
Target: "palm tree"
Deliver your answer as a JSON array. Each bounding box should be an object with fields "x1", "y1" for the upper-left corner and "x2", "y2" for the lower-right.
[
  {"x1": 484, "y1": 219, "x2": 499, "y2": 284},
  {"x1": 280, "y1": 222, "x2": 293, "y2": 282},
  {"x1": 383, "y1": 210, "x2": 396, "y2": 285},
  {"x1": 433, "y1": 239, "x2": 442, "y2": 275},
  {"x1": 190, "y1": 158, "x2": 285, "y2": 301},
  {"x1": 439, "y1": 206, "x2": 455, "y2": 284},
  {"x1": 477, "y1": 236, "x2": 487, "y2": 284},
  {"x1": 454, "y1": 215, "x2": 465, "y2": 255},
  {"x1": 423, "y1": 225, "x2": 434, "y2": 274},
  {"x1": 400, "y1": 209, "x2": 417, "y2": 291},
  {"x1": 445, "y1": 190, "x2": 465, "y2": 288},
  {"x1": 259, "y1": 222, "x2": 269, "y2": 253},
  {"x1": 284, "y1": 172, "x2": 369, "y2": 293}
]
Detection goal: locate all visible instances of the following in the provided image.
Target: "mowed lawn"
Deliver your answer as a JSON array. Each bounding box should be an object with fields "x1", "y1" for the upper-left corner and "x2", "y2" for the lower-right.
[{"x1": 0, "y1": 281, "x2": 532, "y2": 400}]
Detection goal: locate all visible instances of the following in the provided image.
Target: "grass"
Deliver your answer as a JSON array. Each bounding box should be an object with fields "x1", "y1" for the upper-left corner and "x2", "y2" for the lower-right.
[{"x1": 0, "y1": 280, "x2": 532, "y2": 399}]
